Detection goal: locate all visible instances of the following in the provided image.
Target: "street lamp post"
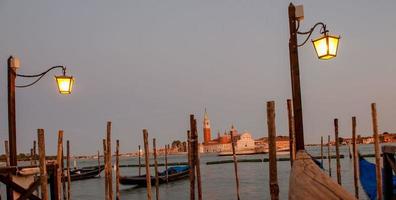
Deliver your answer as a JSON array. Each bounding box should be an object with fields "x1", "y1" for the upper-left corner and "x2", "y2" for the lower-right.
[
  {"x1": 288, "y1": 3, "x2": 340, "y2": 151},
  {"x1": 7, "y1": 55, "x2": 74, "y2": 166}
]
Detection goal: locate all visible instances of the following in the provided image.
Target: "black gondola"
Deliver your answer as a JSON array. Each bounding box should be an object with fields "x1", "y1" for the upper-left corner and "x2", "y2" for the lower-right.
[
  {"x1": 64, "y1": 165, "x2": 104, "y2": 181},
  {"x1": 119, "y1": 166, "x2": 190, "y2": 186}
]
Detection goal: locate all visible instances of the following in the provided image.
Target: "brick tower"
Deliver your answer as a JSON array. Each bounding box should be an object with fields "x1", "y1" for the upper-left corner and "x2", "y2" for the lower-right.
[{"x1": 203, "y1": 109, "x2": 211, "y2": 144}]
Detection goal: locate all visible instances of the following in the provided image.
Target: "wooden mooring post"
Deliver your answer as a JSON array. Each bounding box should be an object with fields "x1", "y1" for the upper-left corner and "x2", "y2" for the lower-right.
[
  {"x1": 193, "y1": 118, "x2": 202, "y2": 200},
  {"x1": 62, "y1": 146, "x2": 66, "y2": 200},
  {"x1": 103, "y1": 139, "x2": 108, "y2": 200},
  {"x1": 327, "y1": 135, "x2": 331, "y2": 177},
  {"x1": 66, "y1": 140, "x2": 71, "y2": 200},
  {"x1": 138, "y1": 145, "x2": 142, "y2": 176},
  {"x1": 188, "y1": 127, "x2": 195, "y2": 200},
  {"x1": 143, "y1": 129, "x2": 152, "y2": 200},
  {"x1": 352, "y1": 116, "x2": 359, "y2": 198},
  {"x1": 334, "y1": 119, "x2": 341, "y2": 185},
  {"x1": 33, "y1": 140, "x2": 37, "y2": 165},
  {"x1": 116, "y1": 140, "x2": 120, "y2": 200},
  {"x1": 153, "y1": 138, "x2": 160, "y2": 200},
  {"x1": 165, "y1": 144, "x2": 168, "y2": 183},
  {"x1": 187, "y1": 130, "x2": 194, "y2": 200},
  {"x1": 231, "y1": 134, "x2": 240, "y2": 200},
  {"x1": 4, "y1": 140, "x2": 10, "y2": 167},
  {"x1": 30, "y1": 148, "x2": 34, "y2": 166},
  {"x1": 267, "y1": 101, "x2": 279, "y2": 200},
  {"x1": 287, "y1": 99, "x2": 295, "y2": 166},
  {"x1": 56, "y1": 130, "x2": 64, "y2": 200},
  {"x1": 107, "y1": 122, "x2": 113, "y2": 200},
  {"x1": 38, "y1": 129, "x2": 48, "y2": 200},
  {"x1": 371, "y1": 103, "x2": 382, "y2": 200},
  {"x1": 188, "y1": 115, "x2": 202, "y2": 200},
  {"x1": 320, "y1": 136, "x2": 323, "y2": 166}
]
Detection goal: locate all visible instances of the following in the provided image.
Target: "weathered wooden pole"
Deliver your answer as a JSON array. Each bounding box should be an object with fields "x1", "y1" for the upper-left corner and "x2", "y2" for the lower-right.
[
  {"x1": 107, "y1": 122, "x2": 113, "y2": 200},
  {"x1": 50, "y1": 162, "x2": 60, "y2": 200},
  {"x1": 288, "y1": 4, "x2": 305, "y2": 151},
  {"x1": 30, "y1": 148, "x2": 34, "y2": 165},
  {"x1": 153, "y1": 138, "x2": 160, "y2": 200},
  {"x1": 187, "y1": 130, "x2": 195, "y2": 199},
  {"x1": 352, "y1": 116, "x2": 359, "y2": 198},
  {"x1": 4, "y1": 140, "x2": 10, "y2": 167},
  {"x1": 287, "y1": 99, "x2": 295, "y2": 166},
  {"x1": 334, "y1": 119, "x2": 341, "y2": 185},
  {"x1": 267, "y1": 101, "x2": 279, "y2": 200},
  {"x1": 165, "y1": 144, "x2": 168, "y2": 183},
  {"x1": 56, "y1": 130, "x2": 64, "y2": 200},
  {"x1": 138, "y1": 145, "x2": 142, "y2": 176},
  {"x1": 371, "y1": 103, "x2": 382, "y2": 200},
  {"x1": 103, "y1": 139, "x2": 109, "y2": 200},
  {"x1": 189, "y1": 116, "x2": 196, "y2": 200},
  {"x1": 187, "y1": 131, "x2": 191, "y2": 167},
  {"x1": 320, "y1": 136, "x2": 324, "y2": 166},
  {"x1": 143, "y1": 129, "x2": 152, "y2": 200},
  {"x1": 7, "y1": 56, "x2": 17, "y2": 200},
  {"x1": 66, "y1": 140, "x2": 71, "y2": 200},
  {"x1": 193, "y1": 118, "x2": 203, "y2": 200},
  {"x1": 116, "y1": 140, "x2": 120, "y2": 200},
  {"x1": 8, "y1": 56, "x2": 17, "y2": 167},
  {"x1": 38, "y1": 129, "x2": 48, "y2": 200},
  {"x1": 328, "y1": 135, "x2": 331, "y2": 177},
  {"x1": 33, "y1": 140, "x2": 37, "y2": 165},
  {"x1": 231, "y1": 134, "x2": 241, "y2": 200},
  {"x1": 62, "y1": 148, "x2": 67, "y2": 200}
]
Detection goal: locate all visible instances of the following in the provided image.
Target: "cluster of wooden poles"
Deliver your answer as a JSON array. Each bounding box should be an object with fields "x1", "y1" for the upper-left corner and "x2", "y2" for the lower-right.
[
  {"x1": 101, "y1": 115, "x2": 205, "y2": 200},
  {"x1": 3, "y1": 129, "x2": 73, "y2": 200},
  {"x1": 317, "y1": 103, "x2": 383, "y2": 200},
  {"x1": 101, "y1": 121, "x2": 173, "y2": 200},
  {"x1": 266, "y1": 101, "x2": 385, "y2": 200}
]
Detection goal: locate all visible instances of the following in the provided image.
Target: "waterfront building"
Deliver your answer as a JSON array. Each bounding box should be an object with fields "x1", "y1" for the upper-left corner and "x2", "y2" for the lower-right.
[{"x1": 199, "y1": 110, "x2": 268, "y2": 153}]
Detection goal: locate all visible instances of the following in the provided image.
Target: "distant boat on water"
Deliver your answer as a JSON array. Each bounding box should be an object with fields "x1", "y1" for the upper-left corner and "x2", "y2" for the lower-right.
[
  {"x1": 119, "y1": 166, "x2": 190, "y2": 186},
  {"x1": 64, "y1": 165, "x2": 104, "y2": 181}
]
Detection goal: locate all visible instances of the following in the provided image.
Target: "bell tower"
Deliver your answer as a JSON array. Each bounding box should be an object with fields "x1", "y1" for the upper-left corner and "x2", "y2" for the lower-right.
[{"x1": 203, "y1": 109, "x2": 211, "y2": 144}]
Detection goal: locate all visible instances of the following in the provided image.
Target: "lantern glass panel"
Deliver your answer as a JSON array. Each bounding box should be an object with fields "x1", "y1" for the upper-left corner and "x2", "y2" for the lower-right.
[
  {"x1": 55, "y1": 76, "x2": 74, "y2": 94},
  {"x1": 312, "y1": 34, "x2": 340, "y2": 60},
  {"x1": 313, "y1": 36, "x2": 328, "y2": 58},
  {"x1": 328, "y1": 36, "x2": 339, "y2": 56}
]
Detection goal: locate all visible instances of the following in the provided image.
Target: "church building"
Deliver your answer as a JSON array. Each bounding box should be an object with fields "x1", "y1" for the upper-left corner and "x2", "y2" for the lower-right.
[{"x1": 200, "y1": 110, "x2": 255, "y2": 153}]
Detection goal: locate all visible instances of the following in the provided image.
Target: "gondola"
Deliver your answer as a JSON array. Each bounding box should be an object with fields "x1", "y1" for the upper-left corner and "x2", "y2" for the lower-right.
[
  {"x1": 119, "y1": 166, "x2": 190, "y2": 186},
  {"x1": 64, "y1": 165, "x2": 104, "y2": 181}
]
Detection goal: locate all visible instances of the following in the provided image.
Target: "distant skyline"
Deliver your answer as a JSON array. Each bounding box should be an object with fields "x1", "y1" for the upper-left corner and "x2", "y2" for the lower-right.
[{"x1": 1, "y1": 1, "x2": 396, "y2": 155}]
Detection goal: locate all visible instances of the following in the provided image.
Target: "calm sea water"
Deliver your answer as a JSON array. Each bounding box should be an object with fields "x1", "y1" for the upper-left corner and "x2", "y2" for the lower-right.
[{"x1": 1, "y1": 144, "x2": 388, "y2": 199}]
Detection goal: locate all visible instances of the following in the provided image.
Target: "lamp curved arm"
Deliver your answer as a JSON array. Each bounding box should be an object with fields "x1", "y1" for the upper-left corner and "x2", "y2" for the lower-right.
[
  {"x1": 15, "y1": 66, "x2": 66, "y2": 88},
  {"x1": 297, "y1": 21, "x2": 327, "y2": 47}
]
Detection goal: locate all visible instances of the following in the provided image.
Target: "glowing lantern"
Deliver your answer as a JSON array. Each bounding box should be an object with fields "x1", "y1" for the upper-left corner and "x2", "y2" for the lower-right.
[
  {"x1": 312, "y1": 33, "x2": 340, "y2": 60},
  {"x1": 55, "y1": 75, "x2": 74, "y2": 94}
]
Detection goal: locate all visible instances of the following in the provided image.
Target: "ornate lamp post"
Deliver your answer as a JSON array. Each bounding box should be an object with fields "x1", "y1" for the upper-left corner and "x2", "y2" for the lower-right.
[
  {"x1": 7, "y1": 56, "x2": 74, "y2": 167},
  {"x1": 288, "y1": 3, "x2": 340, "y2": 151}
]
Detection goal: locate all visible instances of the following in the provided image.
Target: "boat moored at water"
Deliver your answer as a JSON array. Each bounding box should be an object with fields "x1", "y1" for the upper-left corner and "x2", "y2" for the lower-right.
[{"x1": 119, "y1": 166, "x2": 190, "y2": 186}]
